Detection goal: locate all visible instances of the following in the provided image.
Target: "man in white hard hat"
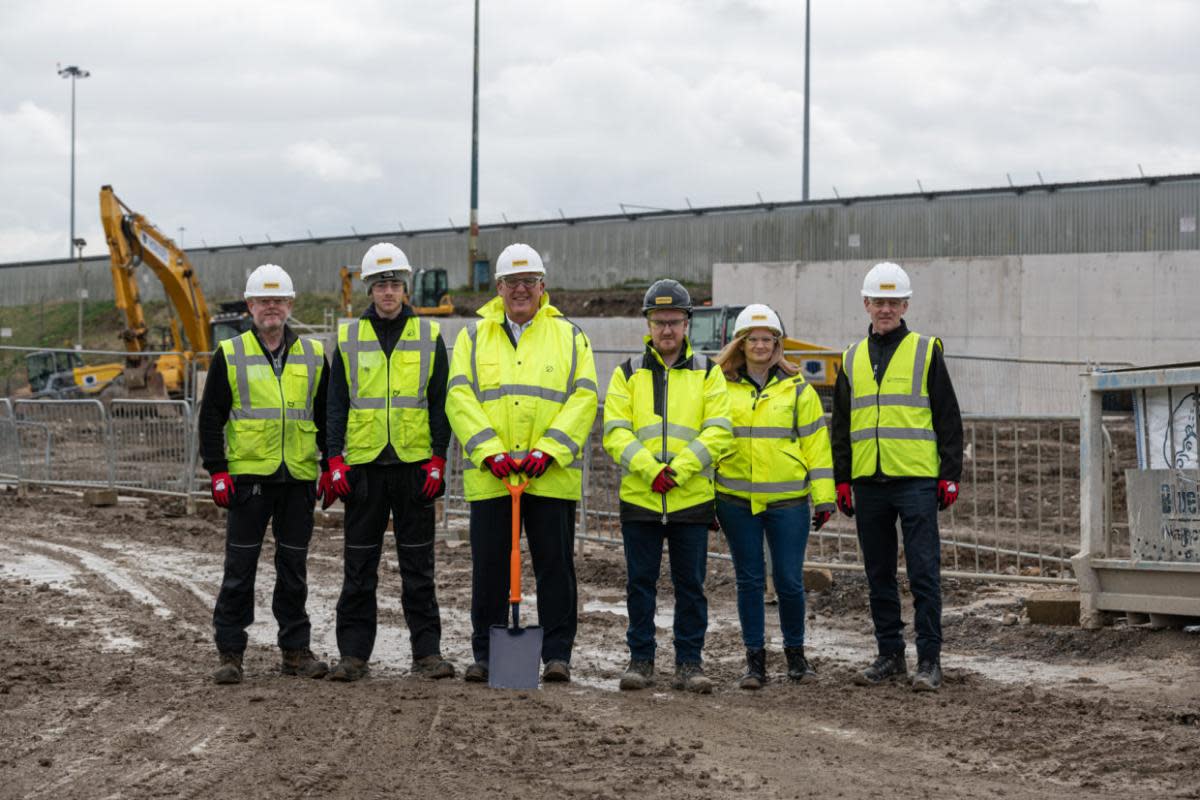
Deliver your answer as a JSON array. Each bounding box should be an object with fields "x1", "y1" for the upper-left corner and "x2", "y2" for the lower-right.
[
  {"x1": 830, "y1": 261, "x2": 963, "y2": 692},
  {"x1": 446, "y1": 243, "x2": 598, "y2": 684},
  {"x1": 199, "y1": 263, "x2": 330, "y2": 685},
  {"x1": 322, "y1": 242, "x2": 454, "y2": 682}
]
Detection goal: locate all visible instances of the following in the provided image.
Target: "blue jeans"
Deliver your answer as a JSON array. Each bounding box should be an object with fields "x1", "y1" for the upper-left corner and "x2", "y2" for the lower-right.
[
  {"x1": 621, "y1": 521, "x2": 709, "y2": 665},
  {"x1": 853, "y1": 479, "x2": 942, "y2": 663},
  {"x1": 717, "y1": 498, "x2": 811, "y2": 649}
]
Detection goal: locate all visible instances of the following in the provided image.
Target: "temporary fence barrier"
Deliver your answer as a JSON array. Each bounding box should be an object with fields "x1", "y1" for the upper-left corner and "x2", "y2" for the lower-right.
[
  {"x1": 109, "y1": 399, "x2": 195, "y2": 495},
  {"x1": 13, "y1": 399, "x2": 111, "y2": 487}
]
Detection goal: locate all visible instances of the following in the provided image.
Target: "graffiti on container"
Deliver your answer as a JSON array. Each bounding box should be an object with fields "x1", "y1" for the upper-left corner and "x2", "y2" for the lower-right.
[{"x1": 1164, "y1": 393, "x2": 1199, "y2": 470}]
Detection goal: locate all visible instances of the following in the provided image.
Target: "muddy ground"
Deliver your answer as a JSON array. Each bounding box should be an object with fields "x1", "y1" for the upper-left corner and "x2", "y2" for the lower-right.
[{"x1": 1, "y1": 489, "x2": 1198, "y2": 800}]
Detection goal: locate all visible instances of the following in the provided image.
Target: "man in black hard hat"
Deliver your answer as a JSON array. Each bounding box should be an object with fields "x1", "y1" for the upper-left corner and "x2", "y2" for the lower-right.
[{"x1": 601, "y1": 279, "x2": 732, "y2": 693}]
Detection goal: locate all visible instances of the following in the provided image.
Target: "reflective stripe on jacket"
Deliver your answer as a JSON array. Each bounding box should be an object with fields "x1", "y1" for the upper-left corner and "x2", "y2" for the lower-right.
[
  {"x1": 220, "y1": 331, "x2": 324, "y2": 480},
  {"x1": 602, "y1": 337, "x2": 732, "y2": 520},
  {"x1": 844, "y1": 330, "x2": 939, "y2": 479},
  {"x1": 716, "y1": 370, "x2": 835, "y2": 515},
  {"x1": 446, "y1": 293, "x2": 598, "y2": 502},
  {"x1": 339, "y1": 316, "x2": 439, "y2": 464}
]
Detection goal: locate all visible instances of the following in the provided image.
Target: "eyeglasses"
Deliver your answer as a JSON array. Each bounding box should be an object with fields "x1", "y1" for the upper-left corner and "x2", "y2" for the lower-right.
[
  {"x1": 252, "y1": 297, "x2": 291, "y2": 307},
  {"x1": 868, "y1": 298, "x2": 906, "y2": 309},
  {"x1": 648, "y1": 318, "x2": 687, "y2": 330},
  {"x1": 500, "y1": 276, "x2": 542, "y2": 288}
]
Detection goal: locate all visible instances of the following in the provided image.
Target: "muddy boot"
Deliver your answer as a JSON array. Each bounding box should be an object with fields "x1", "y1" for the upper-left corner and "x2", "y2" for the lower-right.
[
  {"x1": 542, "y1": 660, "x2": 571, "y2": 683},
  {"x1": 328, "y1": 656, "x2": 370, "y2": 683},
  {"x1": 739, "y1": 649, "x2": 767, "y2": 690},
  {"x1": 784, "y1": 646, "x2": 817, "y2": 683},
  {"x1": 853, "y1": 651, "x2": 907, "y2": 686},
  {"x1": 618, "y1": 659, "x2": 655, "y2": 691},
  {"x1": 412, "y1": 654, "x2": 456, "y2": 680},
  {"x1": 463, "y1": 661, "x2": 489, "y2": 683},
  {"x1": 911, "y1": 660, "x2": 943, "y2": 692},
  {"x1": 281, "y1": 648, "x2": 328, "y2": 679},
  {"x1": 212, "y1": 652, "x2": 243, "y2": 685},
  {"x1": 671, "y1": 662, "x2": 714, "y2": 694}
]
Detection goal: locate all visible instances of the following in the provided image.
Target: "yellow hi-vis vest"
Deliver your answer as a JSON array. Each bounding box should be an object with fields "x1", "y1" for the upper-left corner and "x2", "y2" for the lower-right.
[
  {"x1": 446, "y1": 294, "x2": 598, "y2": 502},
  {"x1": 338, "y1": 316, "x2": 440, "y2": 465},
  {"x1": 602, "y1": 338, "x2": 733, "y2": 517},
  {"x1": 220, "y1": 331, "x2": 324, "y2": 481},
  {"x1": 716, "y1": 371, "x2": 835, "y2": 515},
  {"x1": 844, "y1": 331, "x2": 939, "y2": 479}
]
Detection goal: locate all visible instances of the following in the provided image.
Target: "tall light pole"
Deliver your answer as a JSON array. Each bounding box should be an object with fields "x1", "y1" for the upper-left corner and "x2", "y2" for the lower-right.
[
  {"x1": 468, "y1": 0, "x2": 481, "y2": 289},
  {"x1": 802, "y1": 0, "x2": 811, "y2": 201},
  {"x1": 58, "y1": 64, "x2": 90, "y2": 259}
]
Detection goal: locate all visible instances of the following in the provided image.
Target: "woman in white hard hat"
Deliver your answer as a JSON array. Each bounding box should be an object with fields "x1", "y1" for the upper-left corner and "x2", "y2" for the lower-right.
[{"x1": 713, "y1": 304, "x2": 835, "y2": 689}]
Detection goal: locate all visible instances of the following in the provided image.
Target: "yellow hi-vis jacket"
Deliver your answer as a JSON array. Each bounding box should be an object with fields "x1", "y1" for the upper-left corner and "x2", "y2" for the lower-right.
[
  {"x1": 338, "y1": 316, "x2": 439, "y2": 465},
  {"x1": 716, "y1": 370, "x2": 835, "y2": 515},
  {"x1": 602, "y1": 338, "x2": 733, "y2": 521},
  {"x1": 446, "y1": 294, "x2": 598, "y2": 502},
  {"x1": 220, "y1": 330, "x2": 324, "y2": 481},
  {"x1": 844, "y1": 330, "x2": 940, "y2": 479}
]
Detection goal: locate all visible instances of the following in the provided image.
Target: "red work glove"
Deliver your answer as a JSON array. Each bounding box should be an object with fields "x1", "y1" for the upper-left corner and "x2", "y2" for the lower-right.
[
  {"x1": 651, "y1": 466, "x2": 678, "y2": 494},
  {"x1": 836, "y1": 482, "x2": 854, "y2": 517},
  {"x1": 937, "y1": 480, "x2": 959, "y2": 511},
  {"x1": 317, "y1": 468, "x2": 336, "y2": 510},
  {"x1": 211, "y1": 472, "x2": 234, "y2": 508},
  {"x1": 812, "y1": 509, "x2": 832, "y2": 532},
  {"x1": 327, "y1": 455, "x2": 353, "y2": 499},
  {"x1": 420, "y1": 455, "x2": 447, "y2": 499},
  {"x1": 522, "y1": 450, "x2": 553, "y2": 478},
  {"x1": 486, "y1": 452, "x2": 521, "y2": 479}
]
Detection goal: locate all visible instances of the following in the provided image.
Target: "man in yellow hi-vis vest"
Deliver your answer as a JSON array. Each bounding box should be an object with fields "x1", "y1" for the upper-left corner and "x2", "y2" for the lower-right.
[
  {"x1": 831, "y1": 262, "x2": 963, "y2": 693},
  {"x1": 321, "y1": 243, "x2": 453, "y2": 683},
  {"x1": 447, "y1": 243, "x2": 598, "y2": 685},
  {"x1": 199, "y1": 264, "x2": 330, "y2": 685}
]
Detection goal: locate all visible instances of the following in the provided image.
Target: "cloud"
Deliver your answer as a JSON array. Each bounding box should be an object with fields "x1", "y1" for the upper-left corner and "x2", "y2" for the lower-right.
[
  {"x1": 283, "y1": 140, "x2": 381, "y2": 183},
  {"x1": 0, "y1": 100, "x2": 70, "y2": 157}
]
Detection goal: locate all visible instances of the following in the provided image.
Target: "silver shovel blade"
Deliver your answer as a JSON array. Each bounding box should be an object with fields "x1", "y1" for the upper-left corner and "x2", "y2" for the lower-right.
[{"x1": 488, "y1": 624, "x2": 544, "y2": 689}]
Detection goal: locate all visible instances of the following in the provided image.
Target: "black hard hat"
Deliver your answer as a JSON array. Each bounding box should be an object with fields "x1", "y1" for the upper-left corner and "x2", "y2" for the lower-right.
[{"x1": 642, "y1": 279, "x2": 693, "y2": 317}]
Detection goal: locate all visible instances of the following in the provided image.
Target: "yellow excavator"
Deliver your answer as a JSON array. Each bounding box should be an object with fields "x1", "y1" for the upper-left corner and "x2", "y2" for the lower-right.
[
  {"x1": 339, "y1": 264, "x2": 454, "y2": 317},
  {"x1": 24, "y1": 186, "x2": 251, "y2": 400}
]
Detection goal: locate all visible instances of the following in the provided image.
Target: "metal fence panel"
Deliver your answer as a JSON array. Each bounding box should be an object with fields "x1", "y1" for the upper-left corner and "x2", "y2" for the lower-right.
[
  {"x1": 109, "y1": 399, "x2": 194, "y2": 494},
  {"x1": 13, "y1": 399, "x2": 111, "y2": 487}
]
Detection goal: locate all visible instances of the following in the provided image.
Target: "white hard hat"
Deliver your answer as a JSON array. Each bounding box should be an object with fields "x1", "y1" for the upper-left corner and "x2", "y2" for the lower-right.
[
  {"x1": 495, "y1": 243, "x2": 545, "y2": 278},
  {"x1": 733, "y1": 304, "x2": 785, "y2": 338},
  {"x1": 361, "y1": 243, "x2": 412, "y2": 283},
  {"x1": 861, "y1": 261, "x2": 912, "y2": 299},
  {"x1": 244, "y1": 264, "x2": 295, "y2": 298}
]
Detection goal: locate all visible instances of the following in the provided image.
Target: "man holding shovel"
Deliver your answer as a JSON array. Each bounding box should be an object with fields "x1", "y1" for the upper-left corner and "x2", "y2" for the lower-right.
[{"x1": 447, "y1": 243, "x2": 598, "y2": 684}]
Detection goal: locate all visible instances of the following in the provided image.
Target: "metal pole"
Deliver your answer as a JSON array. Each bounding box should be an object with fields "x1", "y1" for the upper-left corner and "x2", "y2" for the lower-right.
[
  {"x1": 58, "y1": 65, "x2": 89, "y2": 259},
  {"x1": 468, "y1": 0, "x2": 481, "y2": 289},
  {"x1": 802, "y1": 0, "x2": 811, "y2": 202}
]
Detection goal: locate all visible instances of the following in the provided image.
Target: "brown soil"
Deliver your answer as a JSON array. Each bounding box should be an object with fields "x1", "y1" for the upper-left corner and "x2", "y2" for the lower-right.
[{"x1": 2, "y1": 489, "x2": 1199, "y2": 799}]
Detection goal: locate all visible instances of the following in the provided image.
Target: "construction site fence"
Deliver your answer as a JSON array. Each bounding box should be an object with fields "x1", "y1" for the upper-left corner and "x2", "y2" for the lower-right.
[{"x1": 0, "y1": 397, "x2": 1126, "y2": 585}]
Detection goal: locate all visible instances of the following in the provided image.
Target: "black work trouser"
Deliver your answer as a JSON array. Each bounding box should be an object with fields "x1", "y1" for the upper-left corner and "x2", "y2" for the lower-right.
[
  {"x1": 469, "y1": 493, "x2": 577, "y2": 665},
  {"x1": 213, "y1": 480, "x2": 316, "y2": 655},
  {"x1": 854, "y1": 478, "x2": 943, "y2": 664},
  {"x1": 335, "y1": 463, "x2": 442, "y2": 661}
]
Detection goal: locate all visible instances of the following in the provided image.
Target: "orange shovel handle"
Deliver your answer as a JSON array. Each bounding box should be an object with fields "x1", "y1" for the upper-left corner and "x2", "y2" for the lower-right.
[{"x1": 505, "y1": 467, "x2": 530, "y2": 606}]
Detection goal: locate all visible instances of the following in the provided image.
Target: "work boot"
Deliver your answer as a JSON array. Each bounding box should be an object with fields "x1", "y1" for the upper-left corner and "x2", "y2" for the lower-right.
[
  {"x1": 912, "y1": 659, "x2": 943, "y2": 692},
  {"x1": 853, "y1": 651, "x2": 907, "y2": 686},
  {"x1": 464, "y1": 661, "x2": 489, "y2": 683},
  {"x1": 738, "y1": 648, "x2": 767, "y2": 690},
  {"x1": 784, "y1": 646, "x2": 817, "y2": 683},
  {"x1": 411, "y1": 654, "x2": 456, "y2": 680},
  {"x1": 671, "y1": 662, "x2": 714, "y2": 694},
  {"x1": 328, "y1": 656, "x2": 370, "y2": 682},
  {"x1": 618, "y1": 659, "x2": 655, "y2": 691},
  {"x1": 212, "y1": 652, "x2": 243, "y2": 685},
  {"x1": 542, "y1": 660, "x2": 571, "y2": 683},
  {"x1": 281, "y1": 648, "x2": 328, "y2": 679}
]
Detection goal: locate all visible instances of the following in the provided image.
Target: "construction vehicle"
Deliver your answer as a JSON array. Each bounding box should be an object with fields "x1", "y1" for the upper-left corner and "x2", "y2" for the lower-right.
[
  {"x1": 339, "y1": 264, "x2": 454, "y2": 317},
  {"x1": 689, "y1": 304, "x2": 842, "y2": 403},
  {"x1": 22, "y1": 349, "x2": 121, "y2": 398}
]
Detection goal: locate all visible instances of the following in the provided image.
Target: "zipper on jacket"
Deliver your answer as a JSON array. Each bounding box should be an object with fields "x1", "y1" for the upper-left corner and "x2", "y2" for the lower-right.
[{"x1": 661, "y1": 363, "x2": 669, "y2": 525}]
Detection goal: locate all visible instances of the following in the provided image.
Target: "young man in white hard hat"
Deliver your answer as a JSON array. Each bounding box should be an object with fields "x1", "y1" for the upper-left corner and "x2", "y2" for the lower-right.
[
  {"x1": 199, "y1": 263, "x2": 330, "y2": 684},
  {"x1": 830, "y1": 261, "x2": 963, "y2": 692},
  {"x1": 321, "y1": 243, "x2": 454, "y2": 682},
  {"x1": 601, "y1": 279, "x2": 733, "y2": 694},
  {"x1": 446, "y1": 243, "x2": 598, "y2": 684}
]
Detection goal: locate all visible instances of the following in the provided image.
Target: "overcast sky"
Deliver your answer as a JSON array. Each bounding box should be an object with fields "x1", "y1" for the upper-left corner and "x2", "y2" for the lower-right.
[{"x1": 2, "y1": 0, "x2": 1196, "y2": 263}]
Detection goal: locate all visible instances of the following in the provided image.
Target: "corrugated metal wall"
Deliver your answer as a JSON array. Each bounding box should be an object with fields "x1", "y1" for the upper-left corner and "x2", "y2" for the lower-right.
[{"x1": 2, "y1": 175, "x2": 1196, "y2": 306}]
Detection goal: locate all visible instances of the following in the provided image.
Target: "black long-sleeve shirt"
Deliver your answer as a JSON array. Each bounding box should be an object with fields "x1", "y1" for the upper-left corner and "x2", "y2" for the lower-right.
[
  {"x1": 198, "y1": 325, "x2": 330, "y2": 480},
  {"x1": 831, "y1": 320, "x2": 963, "y2": 484},
  {"x1": 325, "y1": 303, "x2": 450, "y2": 464}
]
